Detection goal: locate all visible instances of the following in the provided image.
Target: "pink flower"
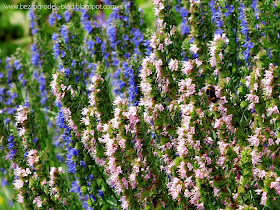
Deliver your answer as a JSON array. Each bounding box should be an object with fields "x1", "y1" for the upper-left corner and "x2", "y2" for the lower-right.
[
  {"x1": 187, "y1": 162, "x2": 193, "y2": 171},
  {"x1": 267, "y1": 106, "x2": 279, "y2": 116},
  {"x1": 253, "y1": 83, "x2": 258, "y2": 91},
  {"x1": 195, "y1": 169, "x2": 204, "y2": 179},
  {"x1": 178, "y1": 162, "x2": 187, "y2": 179},
  {"x1": 17, "y1": 193, "x2": 24, "y2": 203},
  {"x1": 22, "y1": 168, "x2": 32, "y2": 177},
  {"x1": 260, "y1": 191, "x2": 267, "y2": 205},
  {"x1": 14, "y1": 179, "x2": 24, "y2": 189},
  {"x1": 248, "y1": 135, "x2": 260, "y2": 147},
  {"x1": 169, "y1": 59, "x2": 179, "y2": 71},
  {"x1": 60, "y1": 84, "x2": 66, "y2": 91},
  {"x1": 214, "y1": 33, "x2": 229, "y2": 44},
  {"x1": 165, "y1": 37, "x2": 172, "y2": 45},
  {"x1": 158, "y1": 43, "x2": 164, "y2": 51},
  {"x1": 214, "y1": 118, "x2": 222, "y2": 129},
  {"x1": 195, "y1": 58, "x2": 203, "y2": 67},
  {"x1": 217, "y1": 156, "x2": 226, "y2": 167},
  {"x1": 18, "y1": 128, "x2": 26, "y2": 137},
  {"x1": 213, "y1": 187, "x2": 220, "y2": 197},
  {"x1": 154, "y1": 0, "x2": 161, "y2": 4},
  {"x1": 205, "y1": 137, "x2": 213, "y2": 145},
  {"x1": 209, "y1": 45, "x2": 217, "y2": 56},
  {"x1": 119, "y1": 138, "x2": 126, "y2": 148},
  {"x1": 150, "y1": 35, "x2": 157, "y2": 49},
  {"x1": 218, "y1": 52, "x2": 224, "y2": 60},
  {"x1": 263, "y1": 85, "x2": 273, "y2": 97},
  {"x1": 120, "y1": 196, "x2": 129, "y2": 210},
  {"x1": 140, "y1": 82, "x2": 152, "y2": 95},
  {"x1": 41, "y1": 179, "x2": 47, "y2": 185},
  {"x1": 209, "y1": 57, "x2": 217, "y2": 67},
  {"x1": 180, "y1": 104, "x2": 194, "y2": 115},
  {"x1": 190, "y1": 44, "x2": 200, "y2": 54},
  {"x1": 81, "y1": 108, "x2": 88, "y2": 116},
  {"x1": 27, "y1": 149, "x2": 39, "y2": 167},
  {"x1": 122, "y1": 177, "x2": 129, "y2": 189},
  {"x1": 255, "y1": 189, "x2": 262, "y2": 195},
  {"x1": 182, "y1": 61, "x2": 193, "y2": 74},
  {"x1": 251, "y1": 150, "x2": 261, "y2": 165},
  {"x1": 33, "y1": 196, "x2": 43, "y2": 208},
  {"x1": 167, "y1": 178, "x2": 182, "y2": 200}
]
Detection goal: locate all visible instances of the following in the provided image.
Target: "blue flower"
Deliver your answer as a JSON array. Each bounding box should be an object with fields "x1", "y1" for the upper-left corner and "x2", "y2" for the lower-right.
[
  {"x1": 180, "y1": 8, "x2": 189, "y2": 18},
  {"x1": 71, "y1": 59, "x2": 76, "y2": 67},
  {"x1": 31, "y1": 44, "x2": 40, "y2": 67},
  {"x1": 80, "y1": 10, "x2": 93, "y2": 33},
  {"x1": 8, "y1": 135, "x2": 14, "y2": 142},
  {"x1": 52, "y1": 33, "x2": 59, "y2": 41},
  {"x1": 107, "y1": 26, "x2": 118, "y2": 49},
  {"x1": 7, "y1": 142, "x2": 15, "y2": 150},
  {"x1": 133, "y1": 29, "x2": 144, "y2": 47},
  {"x1": 88, "y1": 175, "x2": 94, "y2": 181},
  {"x1": 49, "y1": 13, "x2": 56, "y2": 26},
  {"x1": 52, "y1": 43, "x2": 60, "y2": 59},
  {"x1": 94, "y1": 36, "x2": 101, "y2": 45},
  {"x1": 9, "y1": 149, "x2": 17, "y2": 160},
  {"x1": 61, "y1": 25, "x2": 69, "y2": 44},
  {"x1": 61, "y1": 50, "x2": 66, "y2": 58},
  {"x1": 87, "y1": 40, "x2": 95, "y2": 50},
  {"x1": 30, "y1": 21, "x2": 36, "y2": 29},
  {"x1": 1, "y1": 179, "x2": 8, "y2": 187},
  {"x1": 80, "y1": 161, "x2": 86, "y2": 170},
  {"x1": 70, "y1": 180, "x2": 81, "y2": 194},
  {"x1": 28, "y1": 8, "x2": 36, "y2": 21},
  {"x1": 56, "y1": 14, "x2": 61, "y2": 20},
  {"x1": 119, "y1": 80, "x2": 126, "y2": 90},
  {"x1": 56, "y1": 109, "x2": 65, "y2": 129},
  {"x1": 38, "y1": 74, "x2": 46, "y2": 92},
  {"x1": 123, "y1": 34, "x2": 129, "y2": 41},
  {"x1": 64, "y1": 10, "x2": 71, "y2": 23},
  {"x1": 181, "y1": 21, "x2": 190, "y2": 35},
  {"x1": 215, "y1": 28, "x2": 224, "y2": 35},
  {"x1": 68, "y1": 162, "x2": 77, "y2": 174},
  {"x1": 64, "y1": 68, "x2": 71, "y2": 76},
  {"x1": 98, "y1": 190, "x2": 104, "y2": 199}
]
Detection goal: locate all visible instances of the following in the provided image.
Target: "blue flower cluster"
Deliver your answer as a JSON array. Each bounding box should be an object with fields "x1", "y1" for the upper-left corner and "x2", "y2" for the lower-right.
[
  {"x1": 80, "y1": 9, "x2": 93, "y2": 34},
  {"x1": 210, "y1": 0, "x2": 224, "y2": 35},
  {"x1": 123, "y1": 61, "x2": 138, "y2": 103},
  {"x1": 175, "y1": 1, "x2": 189, "y2": 35},
  {"x1": 49, "y1": 12, "x2": 61, "y2": 27},
  {"x1": 239, "y1": 3, "x2": 254, "y2": 62},
  {"x1": 7, "y1": 135, "x2": 16, "y2": 160},
  {"x1": 30, "y1": 44, "x2": 41, "y2": 67},
  {"x1": 29, "y1": 7, "x2": 38, "y2": 35},
  {"x1": 70, "y1": 180, "x2": 94, "y2": 210}
]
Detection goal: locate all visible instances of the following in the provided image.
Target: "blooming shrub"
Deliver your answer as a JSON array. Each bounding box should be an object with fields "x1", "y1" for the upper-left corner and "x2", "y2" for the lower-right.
[{"x1": 0, "y1": 0, "x2": 280, "y2": 209}]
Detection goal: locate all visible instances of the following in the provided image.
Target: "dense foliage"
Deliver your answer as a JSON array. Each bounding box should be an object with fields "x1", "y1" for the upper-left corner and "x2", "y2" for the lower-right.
[{"x1": 0, "y1": 0, "x2": 280, "y2": 209}]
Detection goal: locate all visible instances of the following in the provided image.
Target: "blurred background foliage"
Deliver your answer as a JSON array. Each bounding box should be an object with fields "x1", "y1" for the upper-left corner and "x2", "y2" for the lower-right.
[{"x1": 0, "y1": 0, "x2": 155, "y2": 57}]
